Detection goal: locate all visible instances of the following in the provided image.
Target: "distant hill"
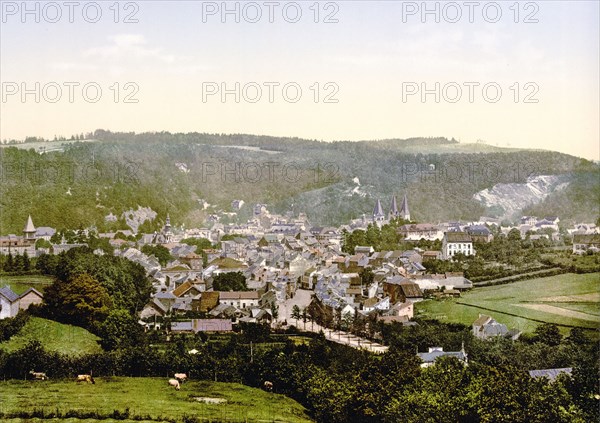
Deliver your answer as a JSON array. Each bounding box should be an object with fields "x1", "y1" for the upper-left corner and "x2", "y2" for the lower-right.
[{"x1": 0, "y1": 130, "x2": 597, "y2": 232}]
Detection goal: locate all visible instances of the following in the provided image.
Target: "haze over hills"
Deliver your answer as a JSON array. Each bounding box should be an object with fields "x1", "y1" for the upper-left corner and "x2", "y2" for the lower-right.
[{"x1": 0, "y1": 131, "x2": 598, "y2": 233}]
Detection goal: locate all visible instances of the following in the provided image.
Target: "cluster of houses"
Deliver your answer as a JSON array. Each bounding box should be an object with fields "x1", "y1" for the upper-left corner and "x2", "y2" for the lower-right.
[{"x1": 1, "y1": 200, "x2": 597, "y2": 332}]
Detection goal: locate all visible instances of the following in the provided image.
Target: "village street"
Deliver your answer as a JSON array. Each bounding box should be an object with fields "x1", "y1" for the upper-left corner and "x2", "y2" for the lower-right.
[{"x1": 278, "y1": 289, "x2": 389, "y2": 354}]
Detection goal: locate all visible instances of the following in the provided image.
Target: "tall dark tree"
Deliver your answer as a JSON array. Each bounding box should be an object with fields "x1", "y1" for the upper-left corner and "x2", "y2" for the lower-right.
[{"x1": 22, "y1": 250, "x2": 31, "y2": 271}]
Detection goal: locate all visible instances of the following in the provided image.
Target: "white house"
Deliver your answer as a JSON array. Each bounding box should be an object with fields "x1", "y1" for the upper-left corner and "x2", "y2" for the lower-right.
[
  {"x1": 0, "y1": 287, "x2": 21, "y2": 319},
  {"x1": 417, "y1": 346, "x2": 468, "y2": 368},
  {"x1": 572, "y1": 234, "x2": 600, "y2": 254},
  {"x1": 219, "y1": 291, "x2": 260, "y2": 309},
  {"x1": 442, "y1": 232, "x2": 474, "y2": 260}
]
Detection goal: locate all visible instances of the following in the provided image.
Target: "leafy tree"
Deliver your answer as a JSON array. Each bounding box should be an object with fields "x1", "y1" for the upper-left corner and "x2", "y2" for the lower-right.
[
  {"x1": 22, "y1": 251, "x2": 30, "y2": 271},
  {"x1": 6, "y1": 253, "x2": 13, "y2": 272},
  {"x1": 35, "y1": 238, "x2": 52, "y2": 250},
  {"x1": 141, "y1": 244, "x2": 173, "y2": 266},
  {"x1": 507, "y1": 228, "x2": 522, "y2": 242},
  {"x1": 43, "y1": 273, "x2": 112, "y2": 330},
  {"x1": 212, "y1": 271, "x2": 247, "y2": 291},
  {"x1": 533, "y1": 323, "x2": 562, "y2": 346},
  {"x1": 181, "y1": 237, "x2": 212, "y2": 250},
  {"x1": 239, "y1": 322, "x2": 270, "y2": 343},
  {"x1": 99, "y1": 308, "x2": 146, "y2": 350},
  {"x1": 48, "y1": 247, "x2": 152, "y2": 314},
  {"x1": 301, "y1": 308, "x2": 308, "y2": 330},
  {"x1": 566, "y1": 327, "x2": 588, "y2": 345},
  {"x1": 360, "y1": 267, "x2": 375, "y2": 287},
  {"x1": 270, "y1": 303, "x2": 279, "y2": 320},
  {"x1": 291, "y1": 305, "x2": 301, "y2": 325},
  {"x1": 13, "y1": 253, "x2": 24, "y2": 272},
  {"x1": 35, "y1": 253, "x2": 59, "y2": 275}
]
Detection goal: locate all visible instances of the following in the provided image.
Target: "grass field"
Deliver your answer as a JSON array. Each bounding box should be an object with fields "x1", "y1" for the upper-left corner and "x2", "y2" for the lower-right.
[
  {"x1": 0, "y1": 274, "x2": 54, "y2": 294},
  {"x1": 0, "y1": 317, "x2": 102, "y2": 356},
  {"x1": 416, "y1": 273, "x2": 600, "y2": 334},
  {"x1": 0, "y1": 377, "x2": 313, "y2": 423}
]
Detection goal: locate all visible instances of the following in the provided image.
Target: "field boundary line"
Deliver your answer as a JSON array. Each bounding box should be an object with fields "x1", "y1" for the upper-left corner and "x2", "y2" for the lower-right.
[{"x1": 455, "y1": 301, "x2": 598, "y2": 330}]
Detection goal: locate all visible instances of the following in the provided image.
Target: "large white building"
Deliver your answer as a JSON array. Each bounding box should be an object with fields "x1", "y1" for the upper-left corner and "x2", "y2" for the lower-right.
[{"x1": 442, "y1": 232, "x2": 474, "y2": 260}]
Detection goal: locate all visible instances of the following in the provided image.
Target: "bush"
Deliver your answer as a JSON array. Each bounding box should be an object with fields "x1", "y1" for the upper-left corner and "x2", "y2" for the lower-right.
[{"x1": 0, "y1": 311, "x2": 30, "y2": 342}]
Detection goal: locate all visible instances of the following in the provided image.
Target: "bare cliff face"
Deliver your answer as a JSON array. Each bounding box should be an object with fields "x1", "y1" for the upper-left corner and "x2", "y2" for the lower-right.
[{"x1": 473, "y1": 175, "x2": 570, "y2": 220}]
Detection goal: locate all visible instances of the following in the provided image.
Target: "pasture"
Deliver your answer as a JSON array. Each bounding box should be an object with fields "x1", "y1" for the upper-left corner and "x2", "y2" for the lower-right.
[
  {"x1": 416, "y1": 272, "x2": 600, "y2": 334},
  {"x1": 0, "y1": 274, "x2": 54, "y2": 294},
  {"x1": 0, "y1": 317, "x2": 102, "y2": 355},
  {"x1": 0, "y1": 377, "x2": 313, "y2": 423}
]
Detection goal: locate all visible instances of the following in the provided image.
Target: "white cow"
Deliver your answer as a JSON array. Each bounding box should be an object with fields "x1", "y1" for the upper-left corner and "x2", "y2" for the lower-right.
[
  {"x1": 168, "y1": 379, "x2": 181, "y2": 390},
  {"x1": 174, "y1": 373, "x2": 187, "y2": 383}
]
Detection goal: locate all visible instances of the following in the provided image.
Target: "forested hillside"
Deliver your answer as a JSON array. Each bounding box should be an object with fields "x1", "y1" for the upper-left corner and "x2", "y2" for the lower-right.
[{"x1": 1, "y1": 130, "x2": 597, "y2": 232}]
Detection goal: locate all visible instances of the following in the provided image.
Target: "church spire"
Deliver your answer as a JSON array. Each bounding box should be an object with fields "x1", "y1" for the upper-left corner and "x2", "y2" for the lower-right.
[
  {"x1": 23, "y1": 215, "x2": 36, "y2": 239},
  {"x1": 399, "y1": 195, "x2": 410, "y2": 221},
  {"x1": 373, "y1": 199, "x2": 384, "y2": 218},
  {"x1": 389, "y1": 196, "x2": 399, "y2": 219},
  {"x1": 373, "y1": 199, "x2": 385, "y2": 226}
]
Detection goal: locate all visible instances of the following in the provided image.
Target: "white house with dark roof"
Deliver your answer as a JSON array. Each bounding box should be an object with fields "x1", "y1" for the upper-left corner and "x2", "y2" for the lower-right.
[
  {"x1": 442, "y1": 232, "x2": 474, "y2": 260},
  {"x1": 472, "y1": 314, "x2": 508, "y2": 339},
  {"x1": 572, "y1": 234, "x2": 600, "y2": 254},
  {"x1": 417, "y1": 345, "x2": 468, "y2": 368},
  {"x1": 0, "y1": 287, "x2": 21, "y2": 319}
]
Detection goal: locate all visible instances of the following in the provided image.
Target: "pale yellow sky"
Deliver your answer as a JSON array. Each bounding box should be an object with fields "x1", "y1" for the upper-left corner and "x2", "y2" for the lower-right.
[{"x1": 1, "y1": 1, "x2": 598, "y2": 160}]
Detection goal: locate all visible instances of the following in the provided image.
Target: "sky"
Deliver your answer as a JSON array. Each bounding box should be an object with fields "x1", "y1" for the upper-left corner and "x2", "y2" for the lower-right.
[{"x1": 1, "y1": 0, "x2": 599, "y2": 160}]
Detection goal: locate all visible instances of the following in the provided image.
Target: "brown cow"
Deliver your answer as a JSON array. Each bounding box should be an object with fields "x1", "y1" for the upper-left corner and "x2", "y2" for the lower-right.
[
  {"x1": 263, "y1": 381, "x2": 273, "y2": 392},
  {"x1": 76, "y1": 374, "x2": 95, "y2": 384},
  {"x1": 29, "y1": 370, "x2": 48, "y2": 380},
  {"x1": 168, "y1": 378, "x2": 181, "y2": 390}
]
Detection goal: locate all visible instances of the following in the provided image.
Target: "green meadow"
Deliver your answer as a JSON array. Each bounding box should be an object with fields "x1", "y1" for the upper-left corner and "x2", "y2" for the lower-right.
[
  {"x1": 0, "y1": 274, "x2": 54, "y2": 294},
  {"x1": 0, "y1": 317, "x2": 102, "y2": 356},
  {"x1": 417, "y1": 272, "x2": 600, "y2": 334},
  {"x1": 0, "y1": 377, "x2": 313, "y2": 423}
]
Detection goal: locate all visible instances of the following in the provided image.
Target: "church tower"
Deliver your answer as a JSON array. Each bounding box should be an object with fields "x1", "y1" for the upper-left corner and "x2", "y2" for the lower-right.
[
  {"x1": 373, "y1": 199, "x2": 385, "y2": 226},
  {"x1": 389, "y1": 196, "x2": 400, "y2": 220},
  {"x1": 399, "y1": 195, "x2": 410, "y2": 221},
  {"x1": 23, "y1": 215, "x2": 36, "y2": 239},
  {"x1": 162, "y1": 214, "x2": 173, "y2": 242}
]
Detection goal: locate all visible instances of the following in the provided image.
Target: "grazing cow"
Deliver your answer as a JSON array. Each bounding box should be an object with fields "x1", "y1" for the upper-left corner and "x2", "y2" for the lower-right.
[
  {"x1": 263, "y1": 381, "x2": 273, "y2": 392},
  {"x1": 29, "y1": 370, "x2": 48, "y2": 380},
  {"x1": 174, "y1": 373, "x2": 187, "y2": 383},
  {"x1": 76, "y1": 374, "x2": 95, "y2": 384},
  {"x1": 168, "y1": 378, "x2": 181, "y2": 390}
]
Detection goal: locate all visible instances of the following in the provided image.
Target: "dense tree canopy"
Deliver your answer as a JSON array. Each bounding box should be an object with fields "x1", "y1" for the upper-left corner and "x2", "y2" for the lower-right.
[
  {"x1": 43, "y1": 273, "x2": 112, "y2": 330},
  {"x1": 140, "y1": 244, "x2": 172, "y2": 267},
  {"x1": 38, "y1": 247, "x2": 153, "y2": 332},
  {"x1": 212, "y1": 271, "x2": 248, "y2": 291}
]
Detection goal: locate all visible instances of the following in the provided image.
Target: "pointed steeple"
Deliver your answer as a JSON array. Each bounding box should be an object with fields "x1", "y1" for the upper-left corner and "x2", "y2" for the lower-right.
[
  {"x1": 373, "y1": 199, "x2": 384, "y2": 219},
  {"x1": 399, "y1": 195, "x2": 410, "y2": 221},
  {"x1": 389, "y1": 196, "x2": 399, "y2": 219},
  {"x1": 23, "y1": 215, "x2": 36, "y2": 239}
]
